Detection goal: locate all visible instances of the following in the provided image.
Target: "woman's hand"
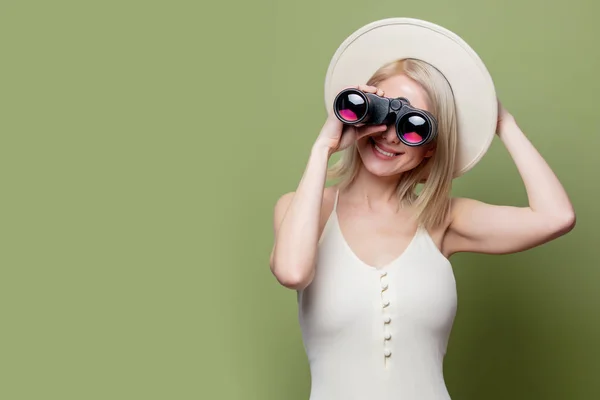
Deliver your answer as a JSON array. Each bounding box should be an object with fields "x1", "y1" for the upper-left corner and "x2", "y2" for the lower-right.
[
  {"x1": 313, "y1": 84, "x2": 387, "y2": 156},
  {"x1": 496, "y1": 99, "x2": 515, "y2": 136}
]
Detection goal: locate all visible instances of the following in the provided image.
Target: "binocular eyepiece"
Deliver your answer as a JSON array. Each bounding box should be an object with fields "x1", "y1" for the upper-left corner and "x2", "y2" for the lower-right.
[{"x1": 333, "y1": 88, "x2": 438, "y2": 147}]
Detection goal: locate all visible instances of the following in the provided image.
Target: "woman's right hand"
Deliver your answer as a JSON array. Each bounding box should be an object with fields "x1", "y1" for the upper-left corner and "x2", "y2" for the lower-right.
[{"x1": 314, "y1": 84, "x2": 388, "y2": 155}]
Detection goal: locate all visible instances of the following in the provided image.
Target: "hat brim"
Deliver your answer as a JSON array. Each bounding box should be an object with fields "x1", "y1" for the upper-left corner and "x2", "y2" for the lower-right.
[{"x1": 324, "y1": 18, "x2": 497, "y2": 178}]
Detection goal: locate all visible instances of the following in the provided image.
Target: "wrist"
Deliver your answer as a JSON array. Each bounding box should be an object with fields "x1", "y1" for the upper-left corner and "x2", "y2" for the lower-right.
[
  {"x1": 311, "y1": 142, "x2": 334, "y2": 159},
  {"x1": 497, "y1": 115, "x2": 518, "y2": 140}
]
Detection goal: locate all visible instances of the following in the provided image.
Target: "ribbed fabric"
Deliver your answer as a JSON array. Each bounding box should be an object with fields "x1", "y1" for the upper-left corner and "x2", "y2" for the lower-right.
[{"x1": 298, "y1": 190, "x2": 457, "y2": 399}]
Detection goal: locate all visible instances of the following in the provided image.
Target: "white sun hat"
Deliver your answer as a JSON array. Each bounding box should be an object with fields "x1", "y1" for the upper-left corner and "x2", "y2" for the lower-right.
[{"x1": 324, "y1": 17, "x2": 498, "y2": 177}]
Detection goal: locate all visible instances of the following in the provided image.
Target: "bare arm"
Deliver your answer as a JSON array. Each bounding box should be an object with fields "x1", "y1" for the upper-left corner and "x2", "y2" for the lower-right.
[
  {"x1": 444, "y1": 103, "x2": 576, "y2": 256},
  {"x1": 269, "y1": 144, "x2": 331, "y2": 290},
  {"x1": 270, "y1": 86, "x2": 387, "y2": 289}
]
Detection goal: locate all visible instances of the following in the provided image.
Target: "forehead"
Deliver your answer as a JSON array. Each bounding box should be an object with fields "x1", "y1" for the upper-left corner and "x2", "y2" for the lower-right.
[{"x1": 377, "y1": 74, "x2": 430, "y2": 111}]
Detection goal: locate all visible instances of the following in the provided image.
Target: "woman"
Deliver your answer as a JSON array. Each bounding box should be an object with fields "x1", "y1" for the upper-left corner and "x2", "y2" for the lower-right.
[{"x1": 269, "y1": 29, "x2": 575, "y2": 400}]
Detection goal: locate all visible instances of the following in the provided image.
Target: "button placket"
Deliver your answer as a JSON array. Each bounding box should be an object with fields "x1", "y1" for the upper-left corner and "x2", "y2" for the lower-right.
[{"x1": 379, "y1": 270, "x2": 392, "y2": 365}]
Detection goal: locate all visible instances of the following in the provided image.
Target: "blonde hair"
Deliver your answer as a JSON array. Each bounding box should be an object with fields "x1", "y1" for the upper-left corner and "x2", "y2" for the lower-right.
[{"x1": 327, "y1": 58, "x2": 458, "y2": 229}]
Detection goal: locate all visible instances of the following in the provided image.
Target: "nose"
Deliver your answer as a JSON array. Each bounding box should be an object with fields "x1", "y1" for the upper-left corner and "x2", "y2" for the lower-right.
[{"x1": 380, "y1": 127, "x2": 399, "y2": 144}]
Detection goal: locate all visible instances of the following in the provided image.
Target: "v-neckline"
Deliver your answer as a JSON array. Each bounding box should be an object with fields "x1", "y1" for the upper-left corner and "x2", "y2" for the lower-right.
[{"x1": 332, "y1": 207, "x2": 421, "y2": 272}]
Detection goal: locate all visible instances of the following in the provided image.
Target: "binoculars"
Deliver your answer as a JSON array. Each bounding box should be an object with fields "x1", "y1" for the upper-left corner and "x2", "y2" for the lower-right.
[{"x1": 333, "y1": 88, "x2": 438, "y2": 146}]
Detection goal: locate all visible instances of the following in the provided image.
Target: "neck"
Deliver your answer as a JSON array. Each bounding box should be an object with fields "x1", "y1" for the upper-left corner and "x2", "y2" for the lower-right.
[{"x1": 344, "y1": 165, "x2": 401, "y2": 209}]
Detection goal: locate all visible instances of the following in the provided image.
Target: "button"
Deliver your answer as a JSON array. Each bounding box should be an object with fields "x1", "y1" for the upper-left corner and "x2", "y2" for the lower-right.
[
  {"x1": 380, "y1": 271, "x2": 387, "y2": 277},
  {"x1": 384, "y1": 349, "x2": 392, "y2": 357},
  {"x1": 381, "y1": 283, "x2": 389, "y2": 290},
  {"x1": 382, "y1": 299, "x2": 390, "y2": 307},
  {"x1": 384, "y1": 332, "x2": 392, "y2": 340},
  {"x1": 384, "y1": 316, "x2": 391, "y2": 324}
]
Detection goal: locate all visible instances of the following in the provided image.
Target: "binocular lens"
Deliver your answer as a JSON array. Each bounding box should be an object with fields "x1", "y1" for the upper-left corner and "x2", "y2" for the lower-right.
[
  {"x1": 334, "y1": 91, "x2": 367, "y2": 122},
  {"x1": 397, "y1": 114, "x2": 429, "y2": 145}
]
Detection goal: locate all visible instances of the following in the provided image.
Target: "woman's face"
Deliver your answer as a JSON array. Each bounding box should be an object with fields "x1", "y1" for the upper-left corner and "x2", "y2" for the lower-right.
[{"x1": 356, "y1": 74, "x2": 435, "y2": 178}]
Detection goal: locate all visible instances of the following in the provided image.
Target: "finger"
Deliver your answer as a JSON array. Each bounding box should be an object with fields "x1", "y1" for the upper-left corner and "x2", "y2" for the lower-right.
[
  {"x1": 358, "y1": 84, "x2": 379, "y2": 94},
  {"x1": 358, "y1": 85, "x2": 385, "y2": 97}
]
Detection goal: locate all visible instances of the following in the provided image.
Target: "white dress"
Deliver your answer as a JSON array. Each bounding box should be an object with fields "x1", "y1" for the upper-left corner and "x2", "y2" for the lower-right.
[{"x1": 298, "y1": 191, "x2": 458, "y2": 399}]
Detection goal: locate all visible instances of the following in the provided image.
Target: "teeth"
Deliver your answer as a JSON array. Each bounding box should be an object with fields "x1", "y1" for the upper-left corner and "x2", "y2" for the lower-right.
[{"x1": 374, "y1": 143, "x2": 397, "y2": 157}]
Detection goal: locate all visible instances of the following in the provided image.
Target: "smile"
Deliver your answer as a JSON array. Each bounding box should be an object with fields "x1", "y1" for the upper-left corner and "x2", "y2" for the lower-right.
[{"x1": 370, "y1": 138, "x2": 402, "y2": 158}]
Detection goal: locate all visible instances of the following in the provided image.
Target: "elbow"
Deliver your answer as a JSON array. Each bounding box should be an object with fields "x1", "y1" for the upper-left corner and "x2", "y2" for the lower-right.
[
  {"x1": 277, "y1": 273, "x2": 313, "y2": 291},
  {"x1": 270, "y1": 260, "x2": 314, "y2": 291},
  {"x1": 561, "y1": 211, "x2": 576, "y2": 234},
  {"x1": 273, "y1": 268, "x2": 313, "y2": 290},
  {"x1": 550, "y1": 210, "x2": 576, "y2": 237}
]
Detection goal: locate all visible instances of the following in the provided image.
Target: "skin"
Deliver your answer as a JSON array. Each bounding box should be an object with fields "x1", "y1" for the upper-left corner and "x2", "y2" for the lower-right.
[{"x1": 269, "y1": 74, "x2": 576, "y2": 290}]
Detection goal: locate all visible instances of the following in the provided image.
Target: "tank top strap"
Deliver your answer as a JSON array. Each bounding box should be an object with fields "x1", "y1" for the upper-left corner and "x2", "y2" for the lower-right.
[
  {"x1": 333, "y1": 188, "x2": 340, "y2": 212},
  {"x1": 318, "y1": 188, "x2": 340, "y2": 245}
]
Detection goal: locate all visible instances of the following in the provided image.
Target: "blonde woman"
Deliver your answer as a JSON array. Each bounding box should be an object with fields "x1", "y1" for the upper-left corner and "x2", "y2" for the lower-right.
[{"x1": 269, "y1": 20, "x2": 575, "y2": 400}]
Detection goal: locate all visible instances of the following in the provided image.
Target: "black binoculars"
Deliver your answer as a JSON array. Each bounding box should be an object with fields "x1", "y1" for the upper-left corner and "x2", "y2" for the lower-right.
[{"x1": 333, "y1": 88, "x2": 438, "y2": 146}]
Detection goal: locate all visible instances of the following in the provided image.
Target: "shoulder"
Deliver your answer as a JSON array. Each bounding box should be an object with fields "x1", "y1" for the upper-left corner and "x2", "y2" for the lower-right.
[
  {"x1": 272, "y1": 192, "x2": 295, "y2": 233},
  {"x1": 273, "y1": 186, "x2": 338, "y2": 210},
  {"x1": 435, "y1": 197, "x2": 477, "y2": 257},
  {"x1": 445, "y1": 196, "x2": 483, "y2": 230},
  {"x1": 449, "y1": 196, "x2": 476, "y2": 209},
  {"x1": 441, "y1": 196, "x2": 491, "y2": 256},
  {"x1": 447, "y1": 197, "x2": 475, "y2": 219},
  {"x1": 272, "y1": 186, "x2": 339, "y2": 230},
  {"x1": 273, "y1": 191, "x2": 295, "y2": 213},
  {"x1": 448, "y1": 196, "x2": 491, "y2": 226}
]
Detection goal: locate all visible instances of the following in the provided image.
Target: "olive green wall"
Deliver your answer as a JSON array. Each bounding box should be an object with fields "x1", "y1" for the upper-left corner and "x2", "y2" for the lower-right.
[{"x1": 1, "y1": 1, "x2": 599, "y2": 399}]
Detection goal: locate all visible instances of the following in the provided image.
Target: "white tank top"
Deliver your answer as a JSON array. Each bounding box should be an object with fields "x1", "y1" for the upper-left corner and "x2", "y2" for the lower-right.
[{"x1": 298, "y1": 190, "x2": 458, "y2": 400}]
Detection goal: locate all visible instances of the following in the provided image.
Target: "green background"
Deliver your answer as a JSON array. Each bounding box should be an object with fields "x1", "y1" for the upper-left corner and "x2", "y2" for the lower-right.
[{"x1": 1, "y1": 0, "x2": 599, "y2": 399}]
